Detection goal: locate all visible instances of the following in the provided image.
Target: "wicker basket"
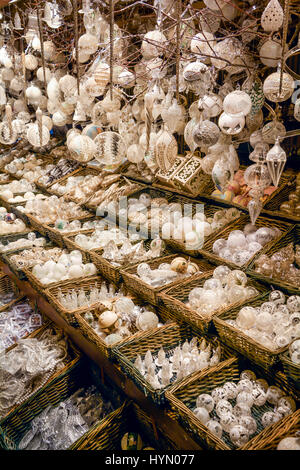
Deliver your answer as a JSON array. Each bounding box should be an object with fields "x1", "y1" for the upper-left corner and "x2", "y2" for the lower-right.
[
  {"x1": 166, "y1": 357, "x2": 299, "y2": 450},
  {"x1": 35, "y1": 164, "x2": 82, "y2": 191},
  {"x1": 113, "y1": 322, "x2": 235, "y2": 405},
  {"x1": 0, "y1": 231, "x2": 46, "y2": 260},
  {"x1": 280, "y1": 350, "x2": 300, "y2": 388},
  {"x1": 74, "y1": 294, "x2": 176, "y2": 359},
  {"x1": 165, "y1": 197, "x2": 244, "y2": 257},
  {"x1": 263, "y1": 178, "x2": 300, "y2": 223},
  {"x1": 0, "y1": 275, "x2": 22, "y2": 312},
  {"x1": 44, "y1": 275, "x2": 117, "y2": 324},
  {"x1": 24, "y1": 213, "x2": 48, "y2": 236},
  {"x1": 159, "y1": 272, "x2": 267, "y2": 334},
  {"x1": 247, "y1": 224, "x2": 300, "y2": 295},
  {"x1": 71, "y1": 399, "x2": 179, "y2": 450},
  {"x1": 121, "y1": 254, "x2": 214, "y2": 306},
  {"x1": 199, "y1": 168, "x2": 292, "y2": 213},
  {"x1": 47, "y1": 167, "x2": 101, "y2": 202},
  {"x1": 44, "y1": 213, "x2": 94, "y2": 249},
  {"x1": 0, "y1": 228, "x2": 32, "y2": 246},
  {"x1": 0, "y1": 322, "x2": 81, "y2": 435},
  {"x1": 241, "y1": 409, "x2": 300, "y2": 450},
  {"x1": 213, "y1": 293, "x2": 288, "y2": 370},
  {"x1": 200, "y1": 214, "x2": 293, "y2": 271}
]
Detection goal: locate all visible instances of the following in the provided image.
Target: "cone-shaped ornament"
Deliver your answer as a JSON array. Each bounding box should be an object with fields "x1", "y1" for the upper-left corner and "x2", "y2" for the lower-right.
[{"x1": 266, "y1": 138, "x2": 286, "y2": 187}]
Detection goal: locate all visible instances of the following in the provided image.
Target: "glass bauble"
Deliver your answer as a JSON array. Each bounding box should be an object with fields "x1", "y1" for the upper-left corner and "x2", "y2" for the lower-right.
[
  {"x1": 47, "y1": 77, "x2": 61, "y2": 104},
  {"x1": 26, "y1": 123, "x2": 50, "y2": 147},
  {"x1": 184, "y1": 118, "x2": 198, "y2": 152},
  {"x1": 24, "y1": 54, "x2": 38, "y2": 71},
  {"x1": 59, "y1": 75, "x2": 77, "y2": 96},
  {"x1": 78, "y1": 33, "x2": 98, "y2": 55},
  {"x1": 262, "y1": 120, "x2": 286, "y2": 144},
  {"x1": 199, "y1": 8, "x2": 221, "y2": 33},
  {"x1": 25, "y1": 86, "x2": 42, "y2": 105},
  {"x1": 93, "y1": 62, "x2": 110, "y2": 89},
  {"x1": 218, "y1": 112, "x2": 245, "y2": 135},
  {"x1": 154, "y1": 129, "x2": 178, "y2": 173},
  {"x1": 190, "y1": 31, "x2": 216, "y2": 57},
  {"x1": 127, "y1": 144, "x2": 144, "y2": 163},
  {"x1": 244, "y1": 163, "x2": 272, "y2": 190},
  {"x1": 82, "y1": 123, "x2": 102, "y2": 140},
  {"x1": 37, "y1": 66, "x2": 52, "y2": 83},
  {"x1": 94, "y1": 131, "x2": 126, "y2": 167},
  {"x1": 266, "y1": 139, "x2": 287, "y2": 187},
  {"x1": 183, "y1": 61, "x2": 208, "y2": 82},
  {"x1": 52, "y1": 110, "x2": 68, "y2": 127},
  {"x1": 263, "y1": 71, "x2": 294, "y2": 102},
  {"x1": 141, "y1": 30, "x2": 167, "y2": 59},
  {"x1": 198, "y1": 93, "x2": 223, "y2": 118},
  {"x1": 223, "y1": 91, "x2": 252, "y2": 117},
  {"x1": 68, "y1": 134, "x2": 96, "y2": 162},
  {"x1": 259, "y1": 39, "x2": 282, "y2": 67},
  {"x1": 261, "y1": 0, "x2": 284, "y2": 33},
  {"x1": 203, "y1": 0, "x2": 226, "y2": 10},
  {"x1": 193, "y1": 119, "x2": 220, "y2": 147},
  {"x1": 294, "y1": 98, "x2": 300, "y2": 122}
]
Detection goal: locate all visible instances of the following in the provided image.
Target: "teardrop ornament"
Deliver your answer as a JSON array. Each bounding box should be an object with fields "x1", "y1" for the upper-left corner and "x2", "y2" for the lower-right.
[{"x1": 261, "y1": 0, "x2": 284, "y2": 32}]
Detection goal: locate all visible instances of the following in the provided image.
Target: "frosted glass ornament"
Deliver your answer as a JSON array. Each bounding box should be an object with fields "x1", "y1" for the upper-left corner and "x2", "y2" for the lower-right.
[
  {"x1": 78, "y1": 33, "x2": 98, "y2": 55},
  {"x1": 229, "y1": 425, "x2": 250, "y2": 447},
  {"x1": 10, "y1": 76, "x2": 25, "y2": 93},
  {"x1": 183, "y1": 61, "x2": 208, "y2": 82},
  {"x1": 193, "y1": 407, "x2": 210, "y2": 425},
  {"x1": 94, "y1": 131, "x2": 126, "y2": 167},
  {"x1": 198, "y1": 93, "x2": 223, "y2": 118},
  {"x1": 220, "y1": 413, "x2": 238, "y2": 433},
  {"x1": 259, "y1": 39, "x2": 282, "y2": 67},
  {"x1": 261, "y1": 0, "x2": 284, "y2": 32},
  {"x1": 266, "y1": 138, "x2": 287, "y2": 187},
  {"x1": 59, "y1": 74, "x2": 77, "y2": 96},
  {"x1": 43, "y1": 41, "x2": 56, "y2": 61},
  {"x1": 206, "y1": 420, "x2": 222, "y2": 438},
  {"x1": 218, "y1": 112, "x2": 245, "y2": 135},
  {"x1": 196, "y1": 394, "x2": 215, "y2": 413},
  {"x1": 73, "y1": 101, "x2": 87, "y2": 122},
  {"x1": 223, "y1": 382, "x2": 238, "y2": 400},
  {"x1": 26, "y1": 123, "x2": 50, "y2": 147},
  {"x1": 37, "y1": 67, "x2": 52, "y2": 83},
  {"x1": 216, "y1": 399, "x2": 233, "y2": 418},
  {"x1": 154, "y1": 129, "x2": 178, "y2": 172},
  {"x1": 203, "y1": 0, "x2": 226, "y2": 10},
  {"x1": 277, "y1": 437, "x2": 300, "y2": 450},
  {"x1": 52, "y1": 110, "x2": 68, "y2": 127},
  {"x1": 236, "y1": 306, "x2": 257, "y2": 329},
  {"x1": 141, "y1": 30, "x2": 167, "y2": 59},
  {"x1": 24, "y1": 54, "x2": 38, "y2": 71},
  {"x1": 263, "y1": 72, "x2": 294, "y2": 103},
  {"x1": 93, "y1": 62, "x2": 110, "y2": 88},
  {"x1": 261, "y1": 411, "x2": 282, "y2": 428},
  {"x1": 25, "y1": 85, "x2": 42, "y2": 105},
  {"x1": 127, "y1": 144, "x2": 144, "y2": 163},
  {"x1": 193, "y1": 119, "x2": 220, "y2": 147},
  {"x1": 223, "y1": 91, "x2": 252, "y2": 118},
  {"x1": 244, "y1": 164, "x2": 272, "y2": 190},
  {"x1": 47, "y1": 77, "x2": 61, "y2": 103},
  {"x1": 190, "y1": 32, "x2": 216, "y2": 57},
  {"x1": 266, "y1": 386, "x2": 284, "y2": 405},
  {"x1": 117, "y1": 69, "x2": 135, "y2": 88},
  {"x1": 68, "y1": 134, "x2": 96, "y2": 162}
]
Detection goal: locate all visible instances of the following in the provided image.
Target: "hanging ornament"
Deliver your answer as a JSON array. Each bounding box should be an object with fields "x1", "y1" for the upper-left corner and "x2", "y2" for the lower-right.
[
  {"x1": 24, "y1": 54, "x2": 38, "y2": 71},
  {"x1": 261, "y1": 119, "x2": 286, "y2": 143},
  {"x1": 184, "y1": 118, "x2": 199, "y2": 152},
  {"x1": 259, "y1": 38, "x2": 282, "y2": 67},
  {"x1": 26, "y1": 108, "x2": 50, "y2": 147},
  {"x1": 198, "y1": 93, "x2": 223, "y2": 118},
  {"x1": 25, "y1": 85, "x2": 42, "y2": 106},
  {"x1": 14, "y1": 12, "x2": 22, "y2": 30},
  {"x1": 294, "y1": 98, "x2": 300, "y2": 122},
  {"x1": 0, "y1": 104, "x2": 17, "y2": 145},
  {"x1": 223, "y1": 91, "x2": 252, "y2": 117},
  {"x1": 218, "y1": 112, "x2": 245, "y2": 135},
  {"x1": 212, "y1": 157, "x2": 232, "y2": 193},
  {"x1": 261, "y1": 0, "x2": 284, "y2": 32},
  {"x1": 242, "y1": 76, "x2": 265, "y2": 116},
  {"x1": 263, "y1": 70, "x2": 294, "y2": 102},
  {"x1": 183, "y1": 60, "x2": 208, "y2": 82},
  {"x1": 94, "y1": 131, "x2": 126, "y2": 168},
  {"x1": 203, "y1": 0, "x2": 226, "y2": 11},
  {"x1": 82, "y1": 123, "x2": 102, "y2": 140},
  {"x1": 73, "y1": 101, "x2": 87, "y2": 122},
  {"x1": 154, "y1": 128, "x2": 178, "y2": 172},
  {"x1": 162, "y1": 98, "x2": 186, "y2": 134},
  {"x1": 193, "y1": 119, "x2": 220, "y2": 148},
  {"x1": 249, "y1": 142, "x2": 270, "y2": 163},
  {"x1": 127, "y1": 144, "x2": 144, "y2": 163},
  {"x1": 199, "y1": 8, "x2": 221, "y2": 33},
  {"x1": 244, "y1": 163, "x2": 272, "y2": 224},
  {"x1": 141, "y1": 30, "x2": 167, "y2": 60},
  {"x1": 241, "y1": 18, "x2": 258, "y2": 44},
  {"x1": 266, "y1": 137, "x2": 287, "y2": 187},
  {"x1": 190, "y1": 32, "x2": 216, "y2": 58},
  {"x1": 68, "y1": 134, "x2": 96, "y2": 162},
  {"x1": 246, "y1": 110, "x2": 264, "y2": 133}
]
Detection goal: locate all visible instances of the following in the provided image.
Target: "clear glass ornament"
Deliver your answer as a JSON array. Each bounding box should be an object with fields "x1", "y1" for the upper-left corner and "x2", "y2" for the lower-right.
[
  {"x1": 223, "y1": 91, "x2": 252, "y2": 118},
  {"x1": 263, "y1": 71, "x2": 294, "y2": 103},
  {"x1": 259, "y1": 38, "x2": 282, "y2": 67},
  {"x1": 266, "y1": 138, "x2": 287, "y2": 187},
  {"x1": 94, "y1": 131, "x2": 126, "y2": 167},
  {"x1": 68, "y1": 134, "x2": 96, "y2": 162}
]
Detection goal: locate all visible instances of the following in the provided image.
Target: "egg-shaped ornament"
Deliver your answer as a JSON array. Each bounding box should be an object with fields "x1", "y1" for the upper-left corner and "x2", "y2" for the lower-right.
[
  {"x1": 127, "y1": 144, "x2": 144, "y2": 163},
  {"x1": 52, "y1": 110, "x2": 68, "y2": 127},
  {"x1": 266, "y1": 138, "x2": 287, "y2": 187},
  {"x1": 24, "y1": 54, "x2": 38, "y2": 71},
  {"x1": 212, "y1": 158, "x2": 231, "y2": 193},
  {"x1": 94, "y1": 131, "x2": 126, "y2": 169},
  {"x1": 211, "y1": 38, "x2": 242, "y2": 70},
  {"x1": 190, "y1": 32, "x2": 216, "y2": 58},
  {"x1": 41, "y1": 115, "x2": 53, "y2": 131},
  {"x1": 219, "y1": 112, "x2": 245, "y2": 135},
  {"x1": 223, "y1": 91, "x2": 252, "y2": 117},
  {"x1": 193, "y1": 119, "x2": 220, "y2": 148},
  {"x1": 154, "y1": 128, "x2": 178, "y2": 173},
  {"x1": 82, "y1": 123, "x2": 102, "y2": 140},
  {"x1": 183, "y1": 60, "x2": 208, "y2": 82},
  {"x1": 59, "y1": 74, "x2": 77, "y2": 97},
  {"x1": 198, "y1": 93, "x2": 223, "y2": 118},
  {"x1": 259, "y1": 39, "x2": 282, "y2": 67},
  {"x1": 261, "y1": 120, "x2": 286, "y2": 144},
  {"x1": 184, "y1": 118, "x2": 198, "y2": 152},
  {"x1": 78, "y1": 33, "x2": 98, "y2": 56},
  {"x1": 66, "y1": 128, "x2": 81, "y2": 146},
  {"x1": 68, "y1": 134, "x2": 96, "y2": 162},
  {"x1": 10, "y1": 76, "x2": 25, "y2": 93},
  {"x1": 141, "y1": 29, "x2": 167, "y2": 59},
  {"x1": 47, "y1": 77, "x2": 61, "y2": 104},
  {"x1": 244, "y1": 163, "x2": 272, "y2": 192},
  {"x1": 43, "y1": 41, "x2": 56, "y2": 61},
  {"x1": 117, "y1": 69, "x2": 135, "y2": 89},
  {"x1": 93, "y1": 62, "x2": 110, "y2": 88},
  {"x1": 263, "y1": 71, "x2": 294, "y2": 102},
  {"x1": 0, "y1": 105, "x2": 17, "y2": 145},
  {"x1": 32, "y1": 35, "x2": 41, "y2": 51},
  {"x1": 37, "y1": 67, "x2": 52, "y2": 83},
  {"x1": 25, "y1": 85, "x2": 42, "y2": 106},
  {"x1": 261, "y1": 0, "x2": 284, "y2": 32}
]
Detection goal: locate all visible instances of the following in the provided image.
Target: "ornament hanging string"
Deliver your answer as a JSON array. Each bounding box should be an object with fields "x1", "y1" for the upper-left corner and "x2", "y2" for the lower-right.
[
  {"x1": 176, "y1": 0, "x2": 181, "y2": 103},
  {"x1": 36, "y1": 4, "x2": 47, "y2": 89},
  {"x1": 279, "y1": 0, "x2": 290, "y2": 96},
  {"x1": 73, "y1": 0, "x2": 80, "y2": 96},
  {"x1": 109, "y1": 0, "x2": 114, "y2": 101}
]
